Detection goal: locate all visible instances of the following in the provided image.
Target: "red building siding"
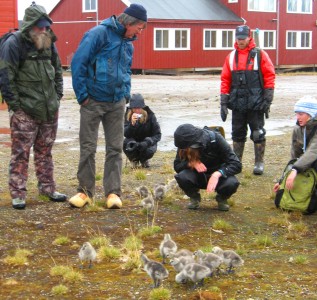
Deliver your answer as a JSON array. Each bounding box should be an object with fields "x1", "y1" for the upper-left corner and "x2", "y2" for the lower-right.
[
  {"x1": 50, "y1": 0, "x2": 317, "y2": 70},
  {"x1": 0, "y1": 0, "x2": 18, "y2": 35}
]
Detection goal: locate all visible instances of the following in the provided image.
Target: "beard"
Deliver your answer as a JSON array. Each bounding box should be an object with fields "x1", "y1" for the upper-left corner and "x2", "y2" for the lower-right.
[{"x1": 29, "y1": 29, "x2": 52, "y2": 50}]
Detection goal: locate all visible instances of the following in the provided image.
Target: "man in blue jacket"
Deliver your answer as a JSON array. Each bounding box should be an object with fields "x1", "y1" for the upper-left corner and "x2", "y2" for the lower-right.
[{"x1": 70, "y1": 4, "x2": 147, "y2": 209}]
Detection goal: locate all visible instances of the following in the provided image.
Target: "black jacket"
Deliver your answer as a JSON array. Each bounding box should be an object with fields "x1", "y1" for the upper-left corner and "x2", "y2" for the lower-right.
[
  {"x1": 124, "y1": 106, "x2": 161, "y2": 145},
  {"x1": 174, "y1": 129, "x2": 242, "y2": 177}
]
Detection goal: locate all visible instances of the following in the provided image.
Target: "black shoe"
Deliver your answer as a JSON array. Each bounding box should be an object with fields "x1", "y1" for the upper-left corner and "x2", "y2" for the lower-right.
[
  {"x1": 12, "y1": 198, "x2": 26, "y2": 209},
  {"x1": 46, "y1": 191, "x2": 67, "y2": 202},
  {"x1": 187, "y1": 198, "x2": 200, "y2": 210}
]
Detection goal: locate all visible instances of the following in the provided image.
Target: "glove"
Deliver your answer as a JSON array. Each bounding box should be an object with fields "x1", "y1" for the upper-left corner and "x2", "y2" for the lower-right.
[
  {"x1": 220, "y1": 94, "x2": 229, "y2": 122},
  {"x1": 262, "y1": 88, "x2": 274, "y2": 118},
  {"x1": 138, "y1": 141, "x2": 148, "y2": 151},
  {"x1": 144, "y1": 137, "x2": 154, "y2": 146}
]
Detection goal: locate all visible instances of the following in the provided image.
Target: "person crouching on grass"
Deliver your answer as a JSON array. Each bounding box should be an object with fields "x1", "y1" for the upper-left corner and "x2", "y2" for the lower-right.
[{"x1": 173, "y1": 124, "x2": 241, "y2": 211}]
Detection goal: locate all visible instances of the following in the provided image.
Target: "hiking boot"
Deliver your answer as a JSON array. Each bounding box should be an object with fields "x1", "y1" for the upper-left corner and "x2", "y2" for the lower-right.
[
  {"x1": 12, "y1": 198, "x2": 26, "y2": 209},
  {"x1": 253, "y1": 162, "x2": 264, "y2": 175},
  {"x1": 216, "y1": 195, "x2": 230, "y2": 211},
  {"x1": 233, "y1": 141, "x2": 245, "y2": 162},
  {"x1": 42, "y1": 191, "x2": 67, "y2": 202},
  {"x1": 187, "y1": 198, "x2": 200, "y2": 210},
  {"x1": 106, "y1": 193, "x2": 122, "y2": 209},
  {"x1": 69, "y1": 192, "x2": 92, "y2": 208},
  {"x1": 141, "y1": 160, "x2": 150, "y2": 168}
]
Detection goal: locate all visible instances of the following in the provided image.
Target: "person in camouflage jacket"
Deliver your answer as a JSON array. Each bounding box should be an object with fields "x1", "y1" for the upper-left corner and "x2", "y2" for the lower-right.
[{"x1": 0, "y1": 2, "x2": 66, "y2": 209}]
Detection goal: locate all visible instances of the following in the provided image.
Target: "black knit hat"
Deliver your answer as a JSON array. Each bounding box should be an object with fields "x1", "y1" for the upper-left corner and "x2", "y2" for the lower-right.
[
  {"x1": 124, "y1": 4, "x2": 147, "y2": 22},
  {"x1": 174, "y1": 124, "x2": 204, "y2": 149},
  {"x1": 129, "y1": 93, "x2": 145, "y2": 108}
]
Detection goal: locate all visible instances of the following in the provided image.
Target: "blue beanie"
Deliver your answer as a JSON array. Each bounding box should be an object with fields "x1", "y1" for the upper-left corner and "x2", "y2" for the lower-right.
[
  {"x1": 294, "y1": 96, "x2": 317, "y2": 117},
  {"x1": 124, "y1": 4, "x2": 147, "y2": 22}
]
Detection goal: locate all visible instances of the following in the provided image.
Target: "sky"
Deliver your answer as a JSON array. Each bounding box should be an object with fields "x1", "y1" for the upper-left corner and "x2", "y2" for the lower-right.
[{"x1": 18, "y1": 0, "x2": 60, "y2": 20}]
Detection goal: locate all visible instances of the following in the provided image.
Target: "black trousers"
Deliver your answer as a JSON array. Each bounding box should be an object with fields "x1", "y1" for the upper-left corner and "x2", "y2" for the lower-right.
[
  {"x1": 232, "y1": 110, "x2": 266, "y2": 143},
  {"x1": 123, "y1": 138, "x2": 157, "y2": 163},
  {"x1": 175, "y1": 169, "x2": 240, "y2": 199}
]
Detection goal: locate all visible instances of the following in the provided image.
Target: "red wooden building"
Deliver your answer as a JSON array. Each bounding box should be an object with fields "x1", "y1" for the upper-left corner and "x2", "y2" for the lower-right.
[
  {"x1": 0, "y1": 0, "x2": 18, "y2": 35},
  {"x1": 49, "y1": 0, "x2": 317, "y2": 71}
]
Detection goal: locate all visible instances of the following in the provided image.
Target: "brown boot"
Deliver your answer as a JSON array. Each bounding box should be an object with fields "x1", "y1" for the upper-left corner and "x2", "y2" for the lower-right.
[
  {"x1": 233, "y1": 141, "x2": 245, "y2": 162},
  {"x1": 253, "y1": 141, "x2": 265, "y2": 175}
]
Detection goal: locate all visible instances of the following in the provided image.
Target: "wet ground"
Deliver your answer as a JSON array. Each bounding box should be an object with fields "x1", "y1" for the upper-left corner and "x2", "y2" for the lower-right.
[{"x1": 1, "y1": 73, "x2": 317, "y2": 299}]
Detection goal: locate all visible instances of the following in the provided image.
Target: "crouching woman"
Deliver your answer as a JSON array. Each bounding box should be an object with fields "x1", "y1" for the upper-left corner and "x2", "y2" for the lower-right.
[{"x1": 173, "y1": 124, "x2": 242, "y2": 211}]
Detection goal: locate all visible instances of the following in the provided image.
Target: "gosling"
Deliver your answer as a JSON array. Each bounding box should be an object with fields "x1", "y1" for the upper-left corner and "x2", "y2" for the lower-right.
[
  {"x1": 170, "y1": 255, "x2": 195, "y2": 273},
  {"x1": 140, "y1": 252, "x2": 169, "y2": 288},
  {"x1": 78, "y1": 242, "x2": 97, "y2": 269},
  {"x1": 136, "y1": 185, "x2": 150, "y2": 198},
  {"x1": 141, "y1": 194, "x2": 154, "y2": 211},
  {"x1": 153, "y1": 184, "x2": 167, "y2": 201},
  {"x1": 193, "y1": 249, "x2": 223, "y2": 275},
  {"x1": 175, "y1": 262, "x2": 211, "y2": 289},
  {"x1": 212, "y1": 246, "x2": 244, "y2": 274},
  {"x1": 159, "y1": 233, "x2": 178, "y2": 264},
  {"x1": 167, "y1": 248, "x2": 193, "y2": 259}
]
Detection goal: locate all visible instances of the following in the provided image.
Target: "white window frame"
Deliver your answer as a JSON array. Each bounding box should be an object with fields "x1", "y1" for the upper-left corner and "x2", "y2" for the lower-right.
[
  {"x1": 228, "y1": 0, "x2": 238, "y2": 3},
  {"x1": 248, "y1": 0, "x2": 276, "y2": 12},
  {"x1": 154, "y1": 28, "x2": 190, "y2": 51},
  {"x1": 286, "y1": 31, "x2": 312, "y2": 49},
  {"x1": 203, "y1": 29, "x2": 235, "y2": 50},
  {"x1": 251, "y1": 30, "x2": 276, "y2": 49},
  {"x1": 287, "y1": 0, "x2": 312, "y2": 14},
  {"x1": 83, "y1": 0, "x2": 97, "y2": 12}
]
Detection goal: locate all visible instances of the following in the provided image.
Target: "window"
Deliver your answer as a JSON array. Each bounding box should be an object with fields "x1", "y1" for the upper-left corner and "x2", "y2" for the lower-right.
[
  {"x1": 287, "y1": 31, "x2": 311, "y2": 49},
  {"x1": 228, "y1": 0, "x2": 238, "y2": 3},
  {"x1": 154, "y1": 28, "x2": 190, "y2": 50},
  {"x1": 83, "y1": 0, "x2": 97, "y2": 12},
  {"x1": 248, "y1": 0, "x2": 276, "y2": 12},
  {"x1": 287, "y1": 0, "x2": 312, "y2": 13},
  {"x1": 204, "y1": 29, "x2": 234, "y2": 50},
  {"x1": 251, "y1": 30, "x2": 276, "y2": 49}
]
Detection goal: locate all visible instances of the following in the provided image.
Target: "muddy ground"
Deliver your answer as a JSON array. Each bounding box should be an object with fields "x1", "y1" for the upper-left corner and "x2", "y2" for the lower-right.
[{"x1": 0, "y1": 73, "x2": 317, "y2": 299}]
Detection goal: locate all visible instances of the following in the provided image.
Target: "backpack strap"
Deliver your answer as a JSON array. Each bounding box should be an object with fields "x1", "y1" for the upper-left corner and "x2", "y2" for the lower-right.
[{"x1": 255, "y1": 47, "x2": 264, "y2": 89}]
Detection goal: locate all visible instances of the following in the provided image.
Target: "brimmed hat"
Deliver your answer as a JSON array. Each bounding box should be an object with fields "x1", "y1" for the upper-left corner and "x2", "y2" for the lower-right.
[
  {"x1": 236, "y1": 25, "x2": 250, "y2": 39},
  {"x1": 129, "y1": 93, "x2": 145, "y2": 108},
  {"x1": 174, "y1": 124, "x2": 204, "y2": 149},
  {"x1": 124, "y1": 4, "x2": 147, "y2": 22},
  {"x1": 36, "y1": 17, "x2": 52, "y2": 28},
  {"x1": 294, "y1": 96, "x2": 317, "y2": 117}
]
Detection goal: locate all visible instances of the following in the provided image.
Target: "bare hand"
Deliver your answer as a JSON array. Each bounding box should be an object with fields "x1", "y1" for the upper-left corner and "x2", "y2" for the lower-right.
[
  {"x1": 131, "y1": 113, "x2": 139, "y2": 126},
  {"x1": 189, "y1": 161, "x2": 207, "y2": 173},
  {"x1": 285, "y1": 170, "x2": 297, "y2": 190},
  {"x1": 207, "y1": 171, "x2": 222, "y2": 193},
  {"x1": 273, "y1": 182, "x2": 280, "y2": 193}
]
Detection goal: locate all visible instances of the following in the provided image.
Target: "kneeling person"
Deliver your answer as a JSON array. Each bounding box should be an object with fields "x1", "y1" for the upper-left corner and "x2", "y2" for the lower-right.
[
  {"x1": 123, "y1": 93, "x2": 161, "y2": 168},
  {"x1": 173, "y1": 124, "x2": 241, "y2": 211}
]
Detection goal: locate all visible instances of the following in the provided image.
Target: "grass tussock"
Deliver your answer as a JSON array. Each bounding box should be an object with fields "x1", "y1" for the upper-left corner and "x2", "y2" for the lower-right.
[
  {"x1": 50, "y1": 265, "x2": 72, "y2": 277},
  {"x1": 51, "y1": 284, "x2": 69, "y2": 296},
  {"x1": 123, "y1": 236, "x2": 143, "y2": 252},
  {"x1": 52, "y1": 235, "x2": 71, "y2": 245},
  {"x1": 135, "y1": 170, "x2": 147, "y2": 180},
  {"x1": 89, "y1": 236, "x2": 111, "y2": 248},
  {"x1": 84, "y1": 203, "x2": 105, "y2": 212},
  {"x1": 3, "y1": 248, "x2": 33, "y2": 266},
  {"x1": 254, "y1": 235, "x2": 273, "y2": 248},
  {"x1": 212, "y1": 219, "x2": 233, "y2": 232},
  {"x1": 137, "y1": 225, "x2": 162, "y2": 238},
  {"x1": 62, "y1": 269, "x2": 84, "y2": 282},
  {"x1": 289, "y1": 255, "x2": 309, "y2": 265},
  {"x1": 149, "y1": 287, "x2": 172, "y2": 300},
  {"x1": 97, "y1": 245, "x2": 121, "y2": 262}
]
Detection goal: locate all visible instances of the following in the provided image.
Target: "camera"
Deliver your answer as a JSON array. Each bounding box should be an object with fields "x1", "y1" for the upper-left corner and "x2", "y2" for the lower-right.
[{"x1": 135, "y1": 113, "x2": 142, "y2": 119}]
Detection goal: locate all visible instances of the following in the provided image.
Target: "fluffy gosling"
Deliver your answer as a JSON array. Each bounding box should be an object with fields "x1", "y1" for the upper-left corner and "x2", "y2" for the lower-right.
[
  {"x1": 78, "y1": 242, "x2": 97, "y2": 269},
  {"x1": 136, "y1": 185, "x2": 150, "y2": 198},
  {"x1": 193, "y1": 249, "x2": 223, "y2": 275},
  {"x1": 153, "y1": 184, "x2": 167, "y2": 201},
  {"x1": 170, "y1": 255, "x2": 195, "y2": 273},
  {"x1": 159, "y1": 233, "x2": 178, "y2": 264},
  {"x1": 141, "y1": 194, "x2": 154, "y2": 211},
  {"x1": 167, "y1": 248, "x2": 193, "y2": 259},
  {"x1": 212, "y1": 246, "x2": 244, "y2": 274},
  {"x1": 140, "y1": 253, "x2": 169, "y2": 288},
  {"x1": 175, "y1": 262, "x2": 211, "y2": 289}
]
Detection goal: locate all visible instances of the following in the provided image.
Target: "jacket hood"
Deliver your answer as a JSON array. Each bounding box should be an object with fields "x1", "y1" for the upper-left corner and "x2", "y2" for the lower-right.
[
  {"x1": 21, "y1": 4, "x2": 52, "y2": 33},
  {"x1": 174, "y1": 124, "x2": 205, "y2": 149},
  {"x1": 100, "y1": 16, "x2": 137, "y2": 41},
  {"x1": 234, "y1": 37, "x2": 256, "y2": 52}
]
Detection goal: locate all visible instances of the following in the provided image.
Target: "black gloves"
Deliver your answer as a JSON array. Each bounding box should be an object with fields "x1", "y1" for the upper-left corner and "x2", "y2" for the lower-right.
[
  {"x1": 126, "y1": 140, "x2": 139, "y2": 152},
  {"x1": 144, "y1": 137, "x2": 154, "y2": 146},
  {"x1": 262, "y1": 88, "x2": 274, "y2": 119},
  {"x1": 138, "y1": 141, "x2": 148, "y2": 151},
  {"x1": 220, "y1": 94, "x2": 229, "y2": 122}
]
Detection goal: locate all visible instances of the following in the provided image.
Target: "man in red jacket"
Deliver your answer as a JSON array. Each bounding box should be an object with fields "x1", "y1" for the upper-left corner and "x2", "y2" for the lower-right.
[{"x1": 220, "y1": 25, "x2": 275, "y2": 175}]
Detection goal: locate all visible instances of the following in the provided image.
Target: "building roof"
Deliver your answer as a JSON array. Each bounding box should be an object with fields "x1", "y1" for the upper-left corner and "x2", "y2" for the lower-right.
[{"x1": 128, "y1": 0, "x2": 242, "y2": 22}]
